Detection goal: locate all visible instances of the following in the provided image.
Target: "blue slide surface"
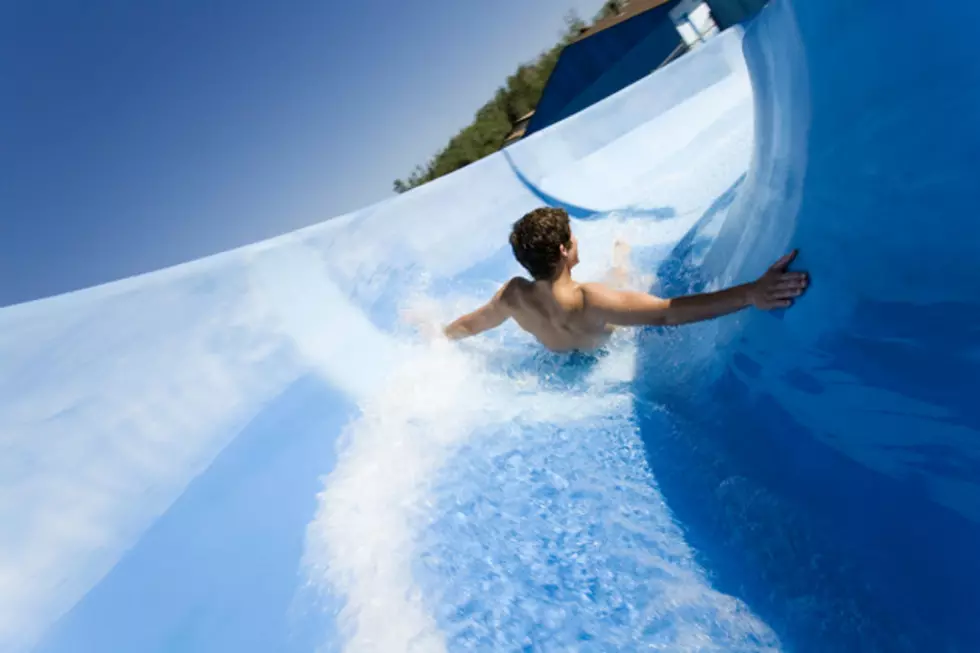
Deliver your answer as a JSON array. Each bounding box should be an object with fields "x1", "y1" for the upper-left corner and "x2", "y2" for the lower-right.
[{"x1": 2, "y1": 1, "x2": 978, "y2": 651}]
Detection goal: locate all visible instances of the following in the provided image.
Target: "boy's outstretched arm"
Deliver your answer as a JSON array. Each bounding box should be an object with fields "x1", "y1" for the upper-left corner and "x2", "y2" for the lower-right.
[
  {"x1": 582, "y1": 250, "x2": 808, "y2": 327},
  {"x1": 443, "y1": 280, "x2": 516, "y2": 340}
]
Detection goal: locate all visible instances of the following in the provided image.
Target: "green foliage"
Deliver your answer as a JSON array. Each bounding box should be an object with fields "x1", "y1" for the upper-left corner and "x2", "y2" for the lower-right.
[
  {"x1": 393, "y1": 11, "x2": 593, "y2": 194},
  {"x1": 596, "y1": 0, "x2": 627, "y2": 22}
]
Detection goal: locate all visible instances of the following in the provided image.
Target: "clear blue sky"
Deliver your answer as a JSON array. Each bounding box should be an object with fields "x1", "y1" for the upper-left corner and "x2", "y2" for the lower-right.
[{"x1": 1, "y1": 0, "x2": 606, "y2": 307}]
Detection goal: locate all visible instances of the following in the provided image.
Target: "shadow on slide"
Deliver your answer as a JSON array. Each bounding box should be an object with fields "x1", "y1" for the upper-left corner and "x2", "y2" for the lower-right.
[
  {"x1": 503, "y1": 150, "x2": 676, "y2": 221},
  {"x1": 36, "y1": 375, "x2": 353, "y2": 653},
  {"x1": 625, "y1": 0, "x2": 980, "y2": 644},
  {"x1": 631, "y1": 181, "x2": 953, "y2": 652}
]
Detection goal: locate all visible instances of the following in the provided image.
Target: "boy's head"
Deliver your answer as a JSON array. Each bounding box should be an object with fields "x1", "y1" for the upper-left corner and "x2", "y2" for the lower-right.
[{"x1": 509, "y1": 207, "x2": 579, "y2": 280}]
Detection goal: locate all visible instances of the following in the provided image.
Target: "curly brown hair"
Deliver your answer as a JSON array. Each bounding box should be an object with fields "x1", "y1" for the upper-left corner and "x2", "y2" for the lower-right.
[{"x1": 509, "y1": 207, "x2": 571, "y2": 280}]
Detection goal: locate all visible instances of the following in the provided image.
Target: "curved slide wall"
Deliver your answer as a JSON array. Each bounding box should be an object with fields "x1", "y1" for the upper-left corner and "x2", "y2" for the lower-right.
[
  {"x1": 1, "y1": 1, "x2": 978, "y2": 651},
  {"x1": 633, "y1": 0, "x2": 980, "y2": 650}
]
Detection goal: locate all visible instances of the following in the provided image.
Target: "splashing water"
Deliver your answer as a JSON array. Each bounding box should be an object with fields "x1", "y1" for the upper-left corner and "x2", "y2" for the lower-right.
[{"x1": 301, "y1": 202, "x2": 780, "y2": 652}]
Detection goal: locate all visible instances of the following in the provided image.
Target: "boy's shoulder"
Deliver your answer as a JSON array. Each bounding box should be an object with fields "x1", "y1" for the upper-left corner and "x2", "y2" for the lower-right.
[
  {"x1": 498, "y1": 276, "x2": 532, "y2": 304},
  {"x1": 504, "y1": 276, "x2": 533, "y2": 289}
]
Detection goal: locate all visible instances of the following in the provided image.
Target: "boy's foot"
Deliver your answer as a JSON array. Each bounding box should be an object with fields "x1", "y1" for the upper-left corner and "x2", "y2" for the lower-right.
[
  {"x1": 612, "y1": 239, "x2": 631, "y2": 268},
  {"x1": 606, "y1": 239, "x2": 632, "y2": 288}
]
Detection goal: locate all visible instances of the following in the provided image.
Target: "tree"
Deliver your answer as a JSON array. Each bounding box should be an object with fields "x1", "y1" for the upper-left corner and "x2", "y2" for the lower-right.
[
  {"x1": 597, "y1": 1, "x2": 626, "y2": 21},
  {"x1": 562, "y1": 10, "x2": 588, "y2": 43},
  {"x1": 391, "y1": 8, "x2": 610, "y2": 194}
]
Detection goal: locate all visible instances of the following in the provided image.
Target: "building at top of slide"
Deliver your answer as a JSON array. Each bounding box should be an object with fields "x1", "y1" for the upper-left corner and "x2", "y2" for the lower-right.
[
  {"x1": 1, "y1": 0, "x2": 979, "y2": 652},
  {"x1": 523, "y1": 0, "x2": 722, "y2": 138}
]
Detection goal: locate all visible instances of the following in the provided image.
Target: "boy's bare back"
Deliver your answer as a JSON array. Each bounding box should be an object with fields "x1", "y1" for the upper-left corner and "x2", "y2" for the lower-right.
[
  {"x1": 499, "y1": 277, "x2": 613, "y2": 352},
  {"x1": 440, "y1": 207, "x2": 809, "y2": 353}
]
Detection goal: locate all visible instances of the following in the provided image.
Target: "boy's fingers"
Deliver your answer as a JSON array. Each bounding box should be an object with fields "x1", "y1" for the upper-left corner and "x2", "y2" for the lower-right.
[
  {"x1": 767, "y1": 288, "x2": 802, "y2": 300},
  {"x1": 769, "y1": 249, "x2": 798, "y2": 272},
  {"x1": 770, "y1": 282, "x2": 805, "y2": 293}
]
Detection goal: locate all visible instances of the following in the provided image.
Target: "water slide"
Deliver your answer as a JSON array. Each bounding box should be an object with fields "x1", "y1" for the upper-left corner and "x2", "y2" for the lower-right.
[{"x1": 2, "y1": 0, "x2": 978, "y2": 650}]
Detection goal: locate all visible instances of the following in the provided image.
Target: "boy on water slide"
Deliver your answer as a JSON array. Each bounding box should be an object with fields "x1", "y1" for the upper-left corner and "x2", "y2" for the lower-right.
[{"x1": 440, "y1": 207, "x2": 809, "y2": 352}]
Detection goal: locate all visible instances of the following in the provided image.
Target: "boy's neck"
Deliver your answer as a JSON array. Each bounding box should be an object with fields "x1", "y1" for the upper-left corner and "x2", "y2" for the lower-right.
[{"x1": 536, "y1": 265, "x2": 574, "y2": 289}]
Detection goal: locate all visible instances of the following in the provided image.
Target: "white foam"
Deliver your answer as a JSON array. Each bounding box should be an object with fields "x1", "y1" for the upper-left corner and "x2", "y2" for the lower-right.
[
  {"x1": 301, "y1": 332, "x2": 629, "y2": 652},
  {"x1": 300, "y1": 190, "x2": 762, "y2": 652},
  {"x1": 247, "y1": 242, "x2": 399, "y2": 399}
]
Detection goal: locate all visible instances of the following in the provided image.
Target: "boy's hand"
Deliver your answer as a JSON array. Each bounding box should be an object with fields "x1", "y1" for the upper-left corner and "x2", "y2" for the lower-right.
[{"x1": 748, "y1": 250, "x2": 809, "y2": 310}]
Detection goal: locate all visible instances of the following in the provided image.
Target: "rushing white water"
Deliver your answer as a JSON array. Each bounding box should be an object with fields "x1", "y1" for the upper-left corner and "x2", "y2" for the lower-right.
[{"x1": 300, "y1": 197, "x2": 778, "y2": 653}]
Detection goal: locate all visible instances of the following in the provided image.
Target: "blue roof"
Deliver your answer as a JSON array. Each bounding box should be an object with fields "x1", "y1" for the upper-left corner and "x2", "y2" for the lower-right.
[{"x1": 525, "y1": 0, "x2": 683, "y2": 136}]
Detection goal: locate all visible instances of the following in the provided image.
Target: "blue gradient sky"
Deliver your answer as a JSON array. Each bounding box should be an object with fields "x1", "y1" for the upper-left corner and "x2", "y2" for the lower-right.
[{"x1": 1, "y1": 0, "x2": 605, "y2": 307}]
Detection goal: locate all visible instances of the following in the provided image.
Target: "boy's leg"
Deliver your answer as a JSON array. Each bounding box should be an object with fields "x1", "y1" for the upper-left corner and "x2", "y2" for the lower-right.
[
  {"x1": 604, "y1": 240, "x2": 632, "y2": 289},
  {"x1": 603, "y1": 239, "x2": 653, "y2": 291}
]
